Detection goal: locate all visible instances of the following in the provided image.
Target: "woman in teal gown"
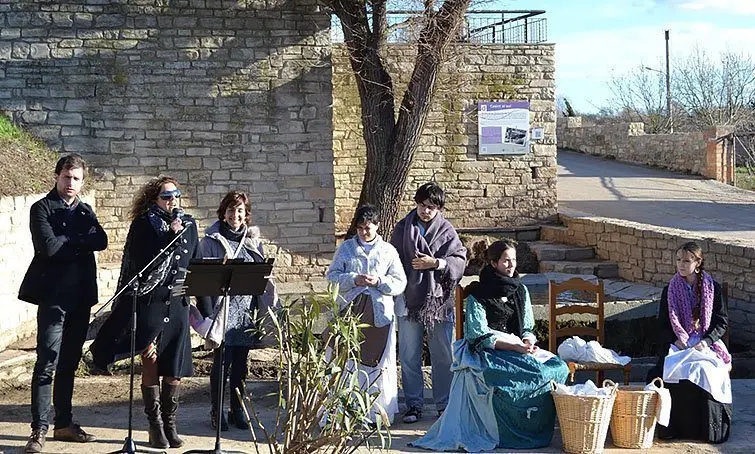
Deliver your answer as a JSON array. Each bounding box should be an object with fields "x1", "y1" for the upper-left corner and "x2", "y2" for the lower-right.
[{"x1": 412, "y1": 239, "x2": 569, "y2": 452}]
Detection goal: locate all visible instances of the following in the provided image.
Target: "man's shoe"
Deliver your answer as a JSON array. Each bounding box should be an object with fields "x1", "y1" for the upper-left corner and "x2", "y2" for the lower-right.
[
  {"x1": 24, "y1": 428, "x2": 47, "y2": 453},
  {"x1": 402, "y1": 406, "x2": 422, "y2": 424},
  {"x1": 52, "y1": 423, "x2": 96, "y2": 442}
]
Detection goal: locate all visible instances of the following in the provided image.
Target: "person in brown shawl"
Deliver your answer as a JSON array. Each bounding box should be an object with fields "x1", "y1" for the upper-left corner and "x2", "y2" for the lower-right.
[{"x1": 390, "y1": 182, "x2": 467, "y2": 424}]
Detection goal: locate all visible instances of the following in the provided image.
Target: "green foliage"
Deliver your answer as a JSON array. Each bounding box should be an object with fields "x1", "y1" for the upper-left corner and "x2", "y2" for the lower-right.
[
  {"x1": 242, "y1": 285, "x2": 390, "y2": 453},
  {"x1": 0, "y1": 114, "x2": 24, "y2": 140}
]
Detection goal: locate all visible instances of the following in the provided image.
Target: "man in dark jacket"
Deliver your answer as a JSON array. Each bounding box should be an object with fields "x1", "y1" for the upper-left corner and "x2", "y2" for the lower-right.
[{"x1": 18, "y1": 153, "x2": 107, "y2": 453}]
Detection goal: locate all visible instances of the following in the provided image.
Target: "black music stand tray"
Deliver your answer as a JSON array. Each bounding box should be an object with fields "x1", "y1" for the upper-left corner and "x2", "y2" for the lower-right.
[{"x1": 181, "y1": 258, "x2": 273, "y2": 454}]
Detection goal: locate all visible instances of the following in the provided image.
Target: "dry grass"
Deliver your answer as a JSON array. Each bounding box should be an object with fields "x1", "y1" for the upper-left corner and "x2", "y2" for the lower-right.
[
  {"x1": 0, "y1": 114, "x2": 59, "y2": 197},
  {"x1": 735, "y1": 167, "x2": 755, "y2": 192}
]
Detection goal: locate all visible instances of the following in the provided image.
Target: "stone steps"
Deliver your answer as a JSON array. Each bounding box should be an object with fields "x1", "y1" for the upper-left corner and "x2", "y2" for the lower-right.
[
  {"x1": 540, "y1": 224, "x2": 569, "y2": 243},
  {"x1": 0, "y1": 349, "x2": 35, "y2": 389},
  {"x1": 528, "y1": 241, "x2": 595, "y2": 261},
  {"x1": 539, "y1": 259, "x2": 620, "y2": 278}
]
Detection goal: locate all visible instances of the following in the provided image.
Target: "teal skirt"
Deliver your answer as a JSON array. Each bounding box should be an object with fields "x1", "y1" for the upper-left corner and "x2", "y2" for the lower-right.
[{"x1": 480, "y1": 349, "x2": 569, "y2": 449}]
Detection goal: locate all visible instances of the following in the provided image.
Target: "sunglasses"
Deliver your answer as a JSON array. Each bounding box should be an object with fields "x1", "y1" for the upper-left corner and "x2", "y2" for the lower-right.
[{"x1": 158, "y1": 189, "x2": 182, "y2": 201}]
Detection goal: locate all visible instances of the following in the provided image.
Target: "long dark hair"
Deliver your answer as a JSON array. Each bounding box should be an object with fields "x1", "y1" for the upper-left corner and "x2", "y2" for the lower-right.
[{"x1": 128, "y1": 175, "x2": 178, "y2": 221}]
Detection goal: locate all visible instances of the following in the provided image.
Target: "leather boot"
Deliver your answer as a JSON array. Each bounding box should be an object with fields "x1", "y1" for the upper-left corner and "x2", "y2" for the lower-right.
[
  {"x1": 161, "y1": 382, "x2": 184, "y2": 448},
  {"x1": 228, "y1": 385, "x2": 250, "y2": 430},
  {"x1": 141, "y1": 385, "x2": 169, "y2": 449}
]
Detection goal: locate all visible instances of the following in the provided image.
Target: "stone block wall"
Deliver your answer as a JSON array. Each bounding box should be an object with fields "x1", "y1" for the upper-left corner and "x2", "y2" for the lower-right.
[
  {"x1": 0, "y1": 0, "x2": 334, "y2": 281},
  {"x1": 543, "y1": 210, "x2": 755, "y2": 344},
  {"x1": 333, "y1": 43, "x2": 557, "y2": 232},
  {"x1": 0, "y1": 191, "x2": 109, "y2": 350},
  {"x1": 557, "y1": 117, "x2": 735, "y2": 184}
]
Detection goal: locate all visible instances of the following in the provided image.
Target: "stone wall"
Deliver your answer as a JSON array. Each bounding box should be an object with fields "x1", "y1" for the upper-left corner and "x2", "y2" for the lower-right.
[
  {"x1": 557, "y1": 117, "x2": 735, "y2": 184},
  {"x1": 542, "y1": 209, "x2": 755, "y2": 344},
  {"x1": 0, "y1": 0, "x2": 334, "y2": 281},
  {"x1": 333, "y1": 43, "x2": 557, "y2": 232},
  {"x1": 0, "y1": 191, "x2": 111, "y2": 350}
]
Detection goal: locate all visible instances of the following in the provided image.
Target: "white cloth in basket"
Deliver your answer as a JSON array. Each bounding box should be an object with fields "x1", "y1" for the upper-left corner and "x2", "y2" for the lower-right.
[
  {"x1": 557, "y1": 336, "x2": 631, "y2": 365},
  {"x1": 553, "y1": 379, "x2": 614, "y2": 397}
]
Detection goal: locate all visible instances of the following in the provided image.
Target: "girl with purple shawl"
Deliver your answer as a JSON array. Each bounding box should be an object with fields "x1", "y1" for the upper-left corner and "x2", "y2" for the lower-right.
[
  {"x1": 647, "y1": 241, "x2": 732, "y2": 443},
  {"x1": 390, "y1": 182, "x2": 467, "y2": 424}
]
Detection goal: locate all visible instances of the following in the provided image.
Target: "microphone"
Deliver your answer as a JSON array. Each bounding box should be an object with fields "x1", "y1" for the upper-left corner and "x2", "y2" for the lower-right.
[
  {"x1": 171, "y1": 207, "x2": 184, "y2": 221},
  {"x1": 171, "y1": 207, "x2": 192, "y2": 226}
]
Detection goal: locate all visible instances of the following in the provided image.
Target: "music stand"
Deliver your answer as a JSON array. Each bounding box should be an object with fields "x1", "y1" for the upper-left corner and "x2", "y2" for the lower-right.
[{"x1": 181, "y1": 259, "x2": 273, "y2": 454}]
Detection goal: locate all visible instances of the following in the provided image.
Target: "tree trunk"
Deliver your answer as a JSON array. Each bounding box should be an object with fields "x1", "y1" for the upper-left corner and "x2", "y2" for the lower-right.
[{"x1": 338, "y1": 0, "x2": 471, "y2": 239}]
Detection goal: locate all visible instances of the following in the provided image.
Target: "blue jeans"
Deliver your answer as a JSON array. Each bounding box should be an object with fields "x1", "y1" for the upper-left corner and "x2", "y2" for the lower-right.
[
  {"x1": 30, "y1": 302, "x2": 90, "y2": 431},
  {"x1": 398, "y1": 316, "x2": 454, "y2": 412}
]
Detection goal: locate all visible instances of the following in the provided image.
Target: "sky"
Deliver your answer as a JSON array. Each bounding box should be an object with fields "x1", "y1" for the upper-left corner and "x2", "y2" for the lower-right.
[{"x1": 512, "y1": 0, "x2": 755, "y2": 113}]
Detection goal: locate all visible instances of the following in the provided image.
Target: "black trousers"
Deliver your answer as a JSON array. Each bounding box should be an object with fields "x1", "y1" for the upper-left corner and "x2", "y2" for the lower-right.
[
  {"x1": 210, "y1": 345, "x2": 250, "y2": 411},
  {"x1": 30, "y1": 302, "x2": 90, "y2": 431}
]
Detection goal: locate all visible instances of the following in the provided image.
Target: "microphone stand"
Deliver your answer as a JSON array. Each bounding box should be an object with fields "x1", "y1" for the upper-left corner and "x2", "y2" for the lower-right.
[{"x1": 98, "y1": 224, "x2": 192, "y2": 454}]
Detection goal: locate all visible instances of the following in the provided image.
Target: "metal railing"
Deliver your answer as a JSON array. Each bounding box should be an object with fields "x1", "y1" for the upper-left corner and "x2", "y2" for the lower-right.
[{"x1": 331, "y1": 10, "x2": 547, "y2": 44}]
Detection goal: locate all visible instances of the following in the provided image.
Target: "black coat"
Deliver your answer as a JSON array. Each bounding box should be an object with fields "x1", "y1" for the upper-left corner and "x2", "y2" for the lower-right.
[
  {"x1": 18, "y1": 188, "x2": 108, "y2": 306},
  {"x1": 90, "y1": 213, "x2": 201, "y2": 378}
]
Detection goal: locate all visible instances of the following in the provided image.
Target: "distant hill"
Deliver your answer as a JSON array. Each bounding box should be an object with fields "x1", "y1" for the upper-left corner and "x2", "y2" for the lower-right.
[{"x1": 0, "y1": 114, "x2": 59, "y2": 197}]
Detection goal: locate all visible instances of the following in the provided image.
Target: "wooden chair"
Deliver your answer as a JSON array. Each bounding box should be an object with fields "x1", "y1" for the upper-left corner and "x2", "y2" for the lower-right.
[
  {"x1": 548, "y1": 277, "x2": 631, "y2": 385},
  {"x1": 454, "y1": 284, "x2": 473, "y2": 341}
]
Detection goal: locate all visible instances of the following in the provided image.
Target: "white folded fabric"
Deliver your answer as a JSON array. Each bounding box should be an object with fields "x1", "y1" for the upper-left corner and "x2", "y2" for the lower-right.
[
  {"x1": 663, "y1": 345, "x2": 732, "y2": 404},
  {"x1": 644, "y1": 381, "x2": 671, "y2": 426},
  {"x1": 557, "y1": 336, "x2": 631, "y2": 365}
]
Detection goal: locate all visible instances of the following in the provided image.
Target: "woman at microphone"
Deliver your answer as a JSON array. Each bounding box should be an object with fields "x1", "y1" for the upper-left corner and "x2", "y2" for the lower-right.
[{"x1": 91, "y1": 175, "x2": 200, "y2": 449}]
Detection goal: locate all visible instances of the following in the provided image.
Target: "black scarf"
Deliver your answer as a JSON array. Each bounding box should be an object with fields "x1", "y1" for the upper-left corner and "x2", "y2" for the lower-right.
[
  {"x1": 147, "y1": 203, "x2": 172, "y2": 233},
  {"x1": 220, "y1": 221, "x2": 246, "y2": 243},
  {"x1": 468, "y1": 265, "x2": 527, "y2": 335}
]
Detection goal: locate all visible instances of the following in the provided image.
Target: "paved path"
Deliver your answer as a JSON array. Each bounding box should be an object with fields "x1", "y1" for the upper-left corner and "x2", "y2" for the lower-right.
[{"x1": 557, "y1": 150, "x2": 755, "y2": 245}]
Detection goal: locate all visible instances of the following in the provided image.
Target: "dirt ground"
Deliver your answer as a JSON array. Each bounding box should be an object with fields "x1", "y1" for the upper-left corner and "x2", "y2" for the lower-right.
[{"x1": 1, "y1": 375, "x2": 752, "y2": 454}]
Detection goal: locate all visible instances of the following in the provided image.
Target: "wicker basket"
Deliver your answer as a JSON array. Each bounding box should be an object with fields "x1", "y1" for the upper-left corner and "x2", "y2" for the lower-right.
[
  {"x1": 552, "y1": 380, "x2": 618, "y2": 454},
  {"x1": 610, "y1": 377, "x2": 663, "y2": 449}
]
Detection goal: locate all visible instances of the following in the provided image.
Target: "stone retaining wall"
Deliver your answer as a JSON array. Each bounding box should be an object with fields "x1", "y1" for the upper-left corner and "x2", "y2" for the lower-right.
[
  {"x1": 333, "y1": 43, "x2": 558, "y2": 232},
  {"x1": 543, "y1": 210, "x2": 755, "y2": 344},
  {"x1": 0, "y1": 191, "x2": 110, "y2": 350},
  {"x1": 557, "y1": 117, "x2": 735, "y2": 184},
  {"x1": 0, "y1": 0, "x2": 334, "y2": 281}
]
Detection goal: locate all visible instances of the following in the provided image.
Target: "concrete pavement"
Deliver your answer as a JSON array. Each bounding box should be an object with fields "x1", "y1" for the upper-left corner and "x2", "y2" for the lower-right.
[{"x1": 557, "y1": 150, "x2": 755, "y2": 246}]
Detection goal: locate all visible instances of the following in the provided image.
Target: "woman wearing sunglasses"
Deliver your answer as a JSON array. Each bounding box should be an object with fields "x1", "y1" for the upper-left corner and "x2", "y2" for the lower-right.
[{"x1": 91, "y1": 176, "x2": 200, "y2": 449}]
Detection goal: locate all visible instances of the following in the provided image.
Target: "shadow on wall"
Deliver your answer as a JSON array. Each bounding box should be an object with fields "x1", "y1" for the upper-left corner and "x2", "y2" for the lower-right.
[{"x1": 2, "y1": 0, "x2": 334, "y2": 278}]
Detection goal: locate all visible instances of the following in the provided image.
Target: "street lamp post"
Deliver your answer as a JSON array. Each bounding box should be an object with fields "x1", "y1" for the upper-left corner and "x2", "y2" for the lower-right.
[
  {"x1": 664, "y1": 29, "x2": 672, "y2": 133},
  {"x1": 644, "y1": 29, "x2": 673, "y2": 133}
]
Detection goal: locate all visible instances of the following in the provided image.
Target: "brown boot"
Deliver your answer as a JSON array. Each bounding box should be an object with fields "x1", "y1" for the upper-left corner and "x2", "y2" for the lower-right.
[
  {"x1": 141, "y1": 384, "x2": 169, "y2": 449},
  {"x1": 161, "y1": 382, "x2": 184, "y2": 448}
]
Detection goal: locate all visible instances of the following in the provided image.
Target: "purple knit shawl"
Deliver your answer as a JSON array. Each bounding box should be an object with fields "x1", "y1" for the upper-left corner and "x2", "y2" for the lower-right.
[
  {"x1": 392, "y1": 210, "x2": 466, "y2": 325},
  {"x1": 667, "y1": 271, "x2": 730, "y2": 363}
]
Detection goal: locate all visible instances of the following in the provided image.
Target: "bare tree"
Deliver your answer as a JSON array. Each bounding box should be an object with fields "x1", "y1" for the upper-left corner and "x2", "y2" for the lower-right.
[
  {"x1": 673, "y1": 46, "x2": 755, "y2": 131},
  {"x1": 321, "y1": 0, "x2": 472, "y2": 236},
  {"x1": 604, "y1": 47, "x2": 755, "y2": 133},
  {"x1": 607, "y1": 65, "x2": 668, "y2": 133}
]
